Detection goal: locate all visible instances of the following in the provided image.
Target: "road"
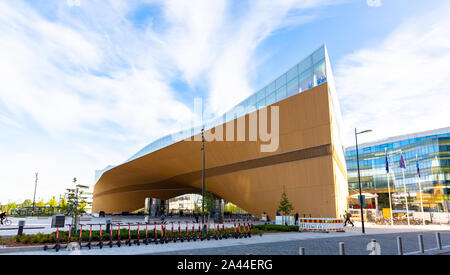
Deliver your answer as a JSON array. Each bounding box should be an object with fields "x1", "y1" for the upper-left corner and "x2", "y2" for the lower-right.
[{"x1": 3, "y1": 225, "x2": 450, "y2": 255}]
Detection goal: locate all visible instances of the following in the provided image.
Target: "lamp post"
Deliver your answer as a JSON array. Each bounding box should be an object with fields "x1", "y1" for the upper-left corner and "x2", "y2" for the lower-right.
[
  {"x1": 355, "y1": 128, "x2": 372, "y2": 234},
  {"x1": 32, "y1": 172, "x2": 38, "y2": 216},
  {"x1": 201, "y1": 128, "x2": 206, "y2": 224}
]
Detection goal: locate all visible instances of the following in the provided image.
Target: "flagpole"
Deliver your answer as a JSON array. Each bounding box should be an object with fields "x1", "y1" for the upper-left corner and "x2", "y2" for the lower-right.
[
  {"x1": 386, "y1": 148, "x2": 394, "y2": 226},
  {"x1": 416, "y1": 155, "x2": 425, "y2": 226},
  {"x1": 400, "y1": 152, "x2": 410, "y2": 226}
]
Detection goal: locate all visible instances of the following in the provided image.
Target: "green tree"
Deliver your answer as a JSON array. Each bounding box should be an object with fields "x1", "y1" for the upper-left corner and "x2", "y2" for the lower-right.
[
  {"x1": 59, "y1": 197, "x2": 67, "y2": 209},
  {"x1": 203, "y1": 190, "x2": 215, "y2": 214},
  {"x1": 21, "y1": 199, "x2": 33, "y2": 208},
  {"x1": 46, "y1": 196, "x2": 58, "y2": 208},
  {"x1": 36, "y1": 200, "x2": 45, "y2": 208},
  {"x1": 278, "y1": 191, "x2": 294, "y2": 216},
  {"x1": 65, "y1": 189, "x2": 86, "y2": 216}
]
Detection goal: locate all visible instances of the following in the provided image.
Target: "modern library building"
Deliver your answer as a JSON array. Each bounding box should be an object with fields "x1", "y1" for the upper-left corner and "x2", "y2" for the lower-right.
[{"x1": 92, "y1": 45, "x2": 349, "y2": 218}]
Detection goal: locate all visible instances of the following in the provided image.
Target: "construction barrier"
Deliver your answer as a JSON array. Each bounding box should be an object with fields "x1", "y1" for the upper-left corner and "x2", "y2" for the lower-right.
[{"x1": 298, "y1": 218, "x2": 344, "y2": 232}]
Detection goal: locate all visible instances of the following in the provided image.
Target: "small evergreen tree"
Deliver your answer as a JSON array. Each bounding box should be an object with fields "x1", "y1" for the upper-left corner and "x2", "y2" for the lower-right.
[{"x1": 278, "y1": 191, "x2": 294, "y2": 216}]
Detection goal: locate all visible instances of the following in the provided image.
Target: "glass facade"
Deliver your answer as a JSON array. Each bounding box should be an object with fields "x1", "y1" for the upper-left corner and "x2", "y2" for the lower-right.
[
  {"x1": 96, "y1": 45, "x2": 338, "y2": 182},
  {"x1": 345, "y1": 128, "x2": 450, "y2": 213}
]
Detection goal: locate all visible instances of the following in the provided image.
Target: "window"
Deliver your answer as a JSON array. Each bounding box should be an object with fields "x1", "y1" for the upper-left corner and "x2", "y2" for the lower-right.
[
  {"x1": 276, "y1": 74, "x2": 286, "y2": 89},
  {"x1": 276, "y1": 85, "x2": 287, "y2": 101},
  {"x1": 286, "y1": 77, "x2": 298, "y2": 97},
  {"x1": 266, "y1": 91, "x2": 276, "y2": 106},
  {"x1": 299, "y1": 68, "x2": 313, "y2": 92},
  {"x1": 314, "y1": 59, "x2": 327, "y2": 85},
  {"x1": 298, "y1": 56, "x2": 312, "y2": 75},
  {"x1": 267, "y1": 81, "x2": 276, "y2": 94},
  {"x1": 312, "y1": 47, "x2": 325, "y2": 64},
  {"x1": 286, "y1": 65, "x2": 298, "y2": 82}
]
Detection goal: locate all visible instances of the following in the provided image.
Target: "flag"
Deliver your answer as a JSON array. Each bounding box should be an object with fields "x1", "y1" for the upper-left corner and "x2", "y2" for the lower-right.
[
  {"x1": 399, "y1": 153, "x2": 406, "y2": 169},
  {"x1": 385, "y1": 150, "x2": 389, "y2": 173},
  {"x1": 416, "y1": 157, "x2": 421, "y2": 178}
]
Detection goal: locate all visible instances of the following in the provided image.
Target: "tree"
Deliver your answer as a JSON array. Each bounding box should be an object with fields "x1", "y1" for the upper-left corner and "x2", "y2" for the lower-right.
[
  {"x1": 203, "y1": 190, "x2": 215, "y2": 214},
  {"x1": 47, "y1": 196, "x2": 58, "y2": 208},
  {"x1": 59, "y1": 197, "x2": 67, "y2": 209},
  {"x1": 22, "y1": 199, "x2": 33, "y2": 208},
  {"x1": 36, "y1": 200, "x2": 45, "y2": 208},
  {"x1": 278, "y1": 191, "x2": 294, "y2": 216},
  {"x1": 65, "y1": 189, "x2": 86, "y2": 216}
]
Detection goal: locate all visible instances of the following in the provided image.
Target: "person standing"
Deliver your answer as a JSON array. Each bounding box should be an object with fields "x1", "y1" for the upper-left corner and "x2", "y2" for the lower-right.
[
  {"x1": 344, "y1": 210, "x2": 354, "y2": 227},
  {"x1": 0, "y1": 211, "x2": 6, "y2": 225}
]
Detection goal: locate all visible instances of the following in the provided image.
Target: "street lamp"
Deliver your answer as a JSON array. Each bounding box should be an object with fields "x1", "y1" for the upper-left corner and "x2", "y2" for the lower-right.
[
  {"x1": 355, "y1": 128, "x2": 372, "y2": 234},
  {"x1": 201, "y1": 128, "x2": 206, "y2": 224},
  {"x1": 32, "y1": 172, "x2": 38, "y2": 216}
]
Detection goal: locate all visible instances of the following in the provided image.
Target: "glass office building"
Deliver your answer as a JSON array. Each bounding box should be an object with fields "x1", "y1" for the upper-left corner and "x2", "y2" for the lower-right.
[{"x1": 345, "y1": 127, "x2": 450, "y2": 213}]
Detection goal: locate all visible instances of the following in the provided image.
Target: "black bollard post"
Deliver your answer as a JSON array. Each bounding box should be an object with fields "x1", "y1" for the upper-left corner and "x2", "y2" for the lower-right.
[{"x1": 17, "y1": 220, "x2": 25, "y2": 236}]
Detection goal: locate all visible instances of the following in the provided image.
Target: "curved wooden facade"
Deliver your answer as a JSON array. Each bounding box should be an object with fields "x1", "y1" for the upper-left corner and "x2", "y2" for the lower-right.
[{"x1": 92, "y1": 83, "x2": 348, "y2": 218}]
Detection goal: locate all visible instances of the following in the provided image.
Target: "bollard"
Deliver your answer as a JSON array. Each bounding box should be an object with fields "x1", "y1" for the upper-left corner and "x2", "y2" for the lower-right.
[
  {"x1": 17, "y1": 220, "x2": 25, "y2": 236},
  {"x1": 370, "y1": 239, "x2": 377, "y2": 255},
  {"x1": 339, "y1": 242, "x2": 345, "y2": 255},
  {"x1": 299, "y1": 247, "x2": 306, "y2": 255},
  {"x1": 436, "y1": 232, "x2": 442, "y2": 250},
  {"x1": 397, "y1": 236, "x2": 403, "y2": 255},
  {"x1": 418, "y1": 234, "x2": 424, "y2": 253}
]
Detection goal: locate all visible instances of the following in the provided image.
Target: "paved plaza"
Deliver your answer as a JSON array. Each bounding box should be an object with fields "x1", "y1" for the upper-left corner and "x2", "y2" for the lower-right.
[{"x1": 2, "y1": 219, "x2": 449, "y2": 255}]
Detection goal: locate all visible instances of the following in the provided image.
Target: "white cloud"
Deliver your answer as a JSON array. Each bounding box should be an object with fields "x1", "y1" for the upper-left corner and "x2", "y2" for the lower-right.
[
  {"x1": 0, "y1": 0, "x2": 337, "y2": 203},
  {"x1": 366, "y1": 0, "x2": 382, "y2": 7},
  {"x1": 67, "y1": 0, "x2": 81, "y2": 7},
  {"x1": 335, "y1": 3, "x2": 450, "y2": 146}
]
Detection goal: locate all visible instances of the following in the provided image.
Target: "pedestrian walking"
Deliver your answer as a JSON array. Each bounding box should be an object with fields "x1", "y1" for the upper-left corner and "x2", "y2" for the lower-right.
[{"x1": 344, "y1": 210, "x2": 354, "y2": 227}]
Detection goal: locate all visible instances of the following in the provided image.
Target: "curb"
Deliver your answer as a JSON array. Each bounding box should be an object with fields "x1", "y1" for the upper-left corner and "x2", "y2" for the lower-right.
[{"x1": 0, "y1": 245, "x2": 46, "y2": 254}]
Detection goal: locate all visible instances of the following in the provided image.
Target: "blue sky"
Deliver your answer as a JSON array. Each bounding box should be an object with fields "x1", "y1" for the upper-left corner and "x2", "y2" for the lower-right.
[{"x1": 1, "y1": 0, "x2": 449, "y2": 203}]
